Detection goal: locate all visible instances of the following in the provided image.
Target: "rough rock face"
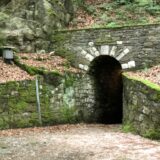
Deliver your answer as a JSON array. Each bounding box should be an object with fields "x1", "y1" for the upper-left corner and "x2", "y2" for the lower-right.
[{"x1": 0, "y1": 0, "x2": 74, "y2": 52}]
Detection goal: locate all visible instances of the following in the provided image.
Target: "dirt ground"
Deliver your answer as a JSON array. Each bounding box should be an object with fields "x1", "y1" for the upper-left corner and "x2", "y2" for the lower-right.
[{"x1": 0, "y1": 124, "x2": 160, "y2": 160}]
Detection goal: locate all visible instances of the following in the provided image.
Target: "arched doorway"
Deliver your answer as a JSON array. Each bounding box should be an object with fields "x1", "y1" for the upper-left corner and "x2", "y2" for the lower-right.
[{"x1": 89, "y1": 55, "x2": 123, "y2": 124}]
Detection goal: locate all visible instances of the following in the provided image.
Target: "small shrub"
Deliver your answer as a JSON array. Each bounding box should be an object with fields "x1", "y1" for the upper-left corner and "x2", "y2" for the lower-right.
[
  {"x1": 122, "y1": 123, "x2": 136, "y2": 133},
  {"x1": 143, "y1": 129, "x2": 160, "y2": 140},
  {"x1": 116, "y1": 0, "x2": 135, "y2": 5},
  {"x1": 106, "y1": 22, "x2": 118, "y2": 27},
  {"x1": 145, "y1": 5, "x2": 160, "y2": 15},
  {"x1": 84, "y1": 5, "x2": 96, "y2": 14},
  {"x1": 54, "y1": 48, "x2": 76, "y2": 66}
]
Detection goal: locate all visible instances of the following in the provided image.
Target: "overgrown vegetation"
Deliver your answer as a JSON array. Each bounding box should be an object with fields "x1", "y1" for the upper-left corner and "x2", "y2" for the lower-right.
[
  {"x1": 122, "y1": 122, "x2": 136, "y2": 133},
  {"x1": 123, "y1": 73, "x2": 160, "y2": 91},
  {"x1": 69, "y1": 0, "x2": 160, "y2": 29},
  {"x1": 143, "y1": 129, "x2": 160, "y2": 140},
  {"x1": 13, "y1": 54, "x2": 62, "y2": 76}
]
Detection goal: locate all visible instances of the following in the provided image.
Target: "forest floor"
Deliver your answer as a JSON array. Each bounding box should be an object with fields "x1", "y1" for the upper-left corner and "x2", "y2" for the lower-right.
[
  {"x1": 0, "y1": 124, "x2": 160, "y2": 160},
  {"x1": 126, "y1": 65, "x2": 160, "y2": 86},
  {"x1": 69, "y1": 0, "x2": 160, "y2": 29},
  {"x1": 17, "y1": 53, "x2": 80, "y2": 74},
  {"x1": 0, "y1": 53, "x2": 80, "y2": 83},
  {"x1": 0, "y1": 57, "x2": 34, "y2": 84}
]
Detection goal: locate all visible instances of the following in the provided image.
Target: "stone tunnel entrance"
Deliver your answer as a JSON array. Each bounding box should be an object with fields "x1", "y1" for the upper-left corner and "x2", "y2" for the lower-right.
[{"x1": 89, "y1": 55, "x2": 123, "y2": 124}]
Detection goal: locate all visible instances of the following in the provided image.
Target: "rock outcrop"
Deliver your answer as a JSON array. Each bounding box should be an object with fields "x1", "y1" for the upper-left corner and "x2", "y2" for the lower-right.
[{"x1": 0, "y1": 0, "x2": 75, "y2": 52}]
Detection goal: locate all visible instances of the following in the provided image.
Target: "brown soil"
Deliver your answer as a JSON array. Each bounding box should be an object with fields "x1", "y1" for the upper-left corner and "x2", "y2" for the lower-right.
[
  {"x1": 126, "y1": 65, "x2": 160, "y2": 86},
  {"x1": 0, "y1": 57, "x2": 34, "y2": 84},
  {"x1": 0, "y1": 124, "x2": 160, "y2": 160},
  {"x1": 17, "y1": 53, "x2": 80, "y2": 74}
]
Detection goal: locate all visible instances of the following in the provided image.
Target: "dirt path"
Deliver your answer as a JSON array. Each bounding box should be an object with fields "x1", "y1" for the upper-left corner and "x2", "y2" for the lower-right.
[{"x1": 0, "y1": 124, "x2": 160, "y2": 160}]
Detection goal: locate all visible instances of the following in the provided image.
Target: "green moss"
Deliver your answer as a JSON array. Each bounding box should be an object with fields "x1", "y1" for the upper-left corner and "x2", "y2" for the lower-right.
[
  {"x1": 59, "y1": 106, "x2": 78, "y2": 123},
  {"x1": 54, "y1": 48, "x2": 76, "y2": 66},
  {"x1": 122, "y1": 122, "x2": 136, "y2": 133},
  {"x1": 64, "y1": 73, "x2": 76, "y2": 88},
  {"x1": 54, "y1": 23, "x2": 160, "y2": 32},
  {"x1": 143, "y1": 129, "x2": 160, "y2": 140},
  {"x1": 95, "y1": 37, "x2": 119, "y2": 45},
  {"x1": 47, "y1": 8, "x2": 57, "y2": 17},
  {"x1": 123, "y1": 73, "x2": 160, "y2": 91},
  {"x1": 53, "y1": 32, "x2": 71, "y2": 44},
  {"x1": 14, "y1": 54, "x2": 62, "y2": 76},
  {"x1": 9, "y1": 113, "x2": 40, "y2": 128},
  {"x1": 0, "y1": 116, "x2": 9, "y2": 129}
]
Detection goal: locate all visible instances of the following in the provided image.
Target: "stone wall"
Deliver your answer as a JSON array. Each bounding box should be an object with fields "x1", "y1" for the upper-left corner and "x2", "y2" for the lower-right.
[
  {"x1": 0, "y1": 73, "x2": 76, "y2": 129},
  {"x1": 74, "y1": 74, "x2": 96, "y2": 122},
  {"x1": 1, "y1": 68, "x2": 160, "y2": 140},
  {"x1": 52, "y1": 24, "x2": 160, "y2": 70},
  {"x1": 0, "y1": 72, "x2": 97, "y2": 129},
  {"x1": 123, "y1": 74, "x2": 160, "y2": 139}
]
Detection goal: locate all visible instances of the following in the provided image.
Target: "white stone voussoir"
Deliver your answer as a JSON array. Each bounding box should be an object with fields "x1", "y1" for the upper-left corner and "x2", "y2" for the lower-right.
[
  {"x1": 79, "y1": 64, "x2": 89, "y2": 71},
  {"x1": 100, "y1": 45, "x2": 110, "y2": 55},
  {"x1": 116, "y1": 48, "x2": 130, "y2": 60},
  {"x1": 88, "y1": 42, "x2": 94, "y2": 47},
  {"x1": 109, "y1": 46, "x2": 117, "y2": 57},
  {"x1": 85, "y1": 54, "x2": 94, "y2": 61},
  {"x1": 81, "y1": 50, "x2": 87, "y2": 56}
]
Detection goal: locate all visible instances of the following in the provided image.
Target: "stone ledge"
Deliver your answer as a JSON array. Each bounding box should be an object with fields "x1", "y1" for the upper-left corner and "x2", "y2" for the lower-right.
[{"x1": 123, "y1": 73, "x2": 160, "y2": 91}]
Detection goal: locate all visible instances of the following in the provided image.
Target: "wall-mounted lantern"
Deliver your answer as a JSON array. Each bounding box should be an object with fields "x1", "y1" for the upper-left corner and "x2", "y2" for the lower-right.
[{"x1": 1, "y1": 46, "x2": 15, "y2": 64}]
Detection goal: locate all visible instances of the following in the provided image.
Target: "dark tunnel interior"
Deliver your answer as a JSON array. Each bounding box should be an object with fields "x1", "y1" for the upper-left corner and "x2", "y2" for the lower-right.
[{"x1": 89, "y1": 55, "x2": 123, "y2": 124}]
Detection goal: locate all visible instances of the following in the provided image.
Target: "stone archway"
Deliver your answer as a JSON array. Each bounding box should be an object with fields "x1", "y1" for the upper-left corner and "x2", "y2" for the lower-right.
[
  {"x1": 77, "y1": 42, "x2": 136, "y2": 123},
  {"x1": 89, "y1": 55, "x2": 123, "y2": 124}
]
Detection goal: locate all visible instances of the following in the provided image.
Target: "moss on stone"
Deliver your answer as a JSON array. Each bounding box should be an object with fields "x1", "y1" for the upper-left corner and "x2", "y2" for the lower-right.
[
  {"x1": 64, "y1": 73, "x2": 76, "y2": 88},
  {"x1": 123, "y1": 73, "x2": 160, "y2": 91},
  {"x1": 14, "y1": 54, "x2": 62, "y2": 76},
  {"x1": 59, "y1": 105, "x2": 78, "y2": 123},
  {"x1": 95, "y1": 37, "x2": 119, "y2": 45},
  {"x1": 122, "y1": 122, "x2": 136, "y2": 133},
  {"x1": 143, "y1": 129, "x2": 160, "y2": 140},
  {"x1": 54, "y1": 48, "x2": 76, "y2": 66},
  {"x1": 52, "y1": 32, "x2": 71, "y2": 45}
]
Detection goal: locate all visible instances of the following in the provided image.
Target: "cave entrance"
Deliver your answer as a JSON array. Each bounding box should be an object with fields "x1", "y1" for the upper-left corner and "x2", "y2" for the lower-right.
[{"x1": 89, "y1": 55, "x2": 123, "y2": 124}]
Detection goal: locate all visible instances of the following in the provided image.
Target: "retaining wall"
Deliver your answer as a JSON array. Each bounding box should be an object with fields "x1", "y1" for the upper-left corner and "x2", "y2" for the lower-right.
[
  {"x1": 123, "y1": 74, "x2": 160, "y2": 139},
  {"x1": 0, "y1": 73, "x2": 96, "y2": 129}
]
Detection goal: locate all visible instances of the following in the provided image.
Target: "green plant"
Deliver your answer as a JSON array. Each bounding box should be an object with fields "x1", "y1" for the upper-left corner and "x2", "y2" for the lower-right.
[
  {"x1": 60, "y1": 105, "x2": 77, "y2": 123},
  {"x1": 116, "y1": 0, "x2": 135, "y2": 5},
  {"x1": 122, "y1": 122, "x2": 136, "y2": 133},
  {"x1": 99, "y1": 2, "x2": 118, "y2": 11},
  {"x1": 21, "y1": 56, "x2": 29, "y2": 60},
  {"x1": 0, "y1": 32, "x2": 6, "y2": 46},
  {"x1": 143, "y1": 129, "x2": 160, "y2": 140},
  {"x1": 54, "y1": 48, "x2": 76, "y2": 66},
  {"x1": 106, "y1": 22, "x2": 119, "y2": 27},
  {"x1": 146, "y1": 5, "x2": 160, "y2": 15},
  {"x1": 137, "y1": 0, "x2": 153, "y2": 6},
  {"x1": 84, "y1": 5, "x2": 96, "y2": 14},
  {"x1": 64, "y1": 73, "x2": 76, "y2": 88}
]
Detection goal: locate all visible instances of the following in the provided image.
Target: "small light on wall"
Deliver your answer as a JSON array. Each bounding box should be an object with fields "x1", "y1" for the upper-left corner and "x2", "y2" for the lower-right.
[{"x1": 1, "y1": 46, "x2": 15, "y2": 64}]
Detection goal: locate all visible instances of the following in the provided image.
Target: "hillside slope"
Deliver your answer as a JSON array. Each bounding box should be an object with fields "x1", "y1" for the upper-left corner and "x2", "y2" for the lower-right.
[{"x1": 69, "y1": 0, "x2": 160, "y2": 29}]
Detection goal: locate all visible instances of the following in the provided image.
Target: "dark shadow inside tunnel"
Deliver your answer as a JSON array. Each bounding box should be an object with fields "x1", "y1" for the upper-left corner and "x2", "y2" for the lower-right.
[{"x1": 89, "y1": 55, "x2": 123, "y2": 124}]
